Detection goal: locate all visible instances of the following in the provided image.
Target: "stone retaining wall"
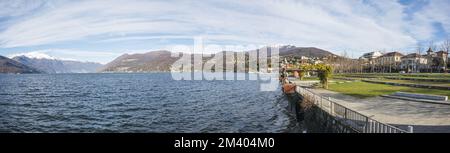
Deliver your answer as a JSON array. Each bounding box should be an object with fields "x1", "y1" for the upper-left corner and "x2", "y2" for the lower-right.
[
  {"x1": 385, "y1": 77, "x2": 450, "y2": 83},
  {"x1": 284, "y1": 92, "x2": 358, "y2": 133},
  {"x1": 362, "y1": 79, "x2": 450, "y2": 90}
]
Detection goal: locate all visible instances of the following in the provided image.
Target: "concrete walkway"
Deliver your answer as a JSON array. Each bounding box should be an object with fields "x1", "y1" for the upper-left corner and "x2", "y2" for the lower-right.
[{"x1": 291, "y1": 80, "x2": 450, "y2": 133}]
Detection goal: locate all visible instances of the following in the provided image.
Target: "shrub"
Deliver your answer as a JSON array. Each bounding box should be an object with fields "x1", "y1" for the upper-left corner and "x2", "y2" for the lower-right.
[{"x1": 316, "y1": 64, "x2": 333, "y2": 89}]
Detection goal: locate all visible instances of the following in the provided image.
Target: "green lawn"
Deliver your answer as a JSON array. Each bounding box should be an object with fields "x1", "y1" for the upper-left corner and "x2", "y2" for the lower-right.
[
  {"x1": 301, "y1": 77, "x2": 319, "y2": 80},
  {"x1": 328, "y1": 81, "x2": 450, "y2": 98},
  {"x1": 301, "y1": 76, "x2": 353, "y2": 81}
]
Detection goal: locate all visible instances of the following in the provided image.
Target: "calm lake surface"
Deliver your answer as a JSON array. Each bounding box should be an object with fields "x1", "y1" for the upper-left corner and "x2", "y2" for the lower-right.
[{"x1": 0, "y1": 73, "x2": 301, "y2": 132}]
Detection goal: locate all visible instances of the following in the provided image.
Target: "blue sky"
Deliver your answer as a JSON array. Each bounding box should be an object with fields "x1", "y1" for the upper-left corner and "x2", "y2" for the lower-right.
[{"x1": 0, "y1": 0, "x2": 449, "y2": 63}]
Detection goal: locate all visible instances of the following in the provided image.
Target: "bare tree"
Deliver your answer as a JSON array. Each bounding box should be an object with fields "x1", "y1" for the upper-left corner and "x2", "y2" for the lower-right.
[
  {"x1": 378, "y1": 49, "x2": 387, "y2": 73},
  {"x1": 416, "y1": 44, "x2": 424, "y2": 73},
  {"x1": 440, "y1": 38, "x2": 450, "y2": 73},
  {"x1": 417, "y1": 44, "x2": 423, "y2": 55},
  {"x1": 429, "y1": 41, "x2": 437, "y2": 52},
  {"x1": 341, "y1": 50, "x2": 348, "y2": 58},
  {"x1": 427, "y1": 41, "x2": 437, "y2": 73}
]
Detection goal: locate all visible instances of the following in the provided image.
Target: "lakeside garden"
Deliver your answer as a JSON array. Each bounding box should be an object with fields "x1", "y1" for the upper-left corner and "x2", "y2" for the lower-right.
[{"x1": 299, "y1": 73, "x2": 450, "y2": 98}]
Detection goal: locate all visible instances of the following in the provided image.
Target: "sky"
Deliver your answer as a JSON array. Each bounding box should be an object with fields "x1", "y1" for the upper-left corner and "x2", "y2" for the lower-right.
[{"x1": 0, "y1": 0, "x2": 449, "y2": 64}]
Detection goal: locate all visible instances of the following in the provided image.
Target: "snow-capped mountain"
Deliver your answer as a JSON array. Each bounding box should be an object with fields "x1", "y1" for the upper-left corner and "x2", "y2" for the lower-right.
[
  {"x1": 10, "y1": 52, "x2": 103, "y2": 73},
  {"x1": 10, "y1": 52, "x2": 57, "y2": 60}
]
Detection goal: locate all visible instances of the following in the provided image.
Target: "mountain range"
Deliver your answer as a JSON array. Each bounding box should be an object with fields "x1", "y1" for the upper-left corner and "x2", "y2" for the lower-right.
[
  {"x1": 0, "y1": 45, "x2": 337, "y2": 73},
  {"x1": 12, "y1": 55, "x2": 103, "y2": 73},
  {"x1": 0, "y1": 52, "x2": 103, "y2": 74},
  {"x1": 278, "y1": 45, "x2": 337, "y2": 58},
  {"x1": 0, "y1": 55, "x2": 41, "y2": 74},
  {"x1": 99, "y1": 45, "x2": 337, "y2": 72},
  {"x1": 99, "y1": 51, "x2": 179, "y2": 72}
]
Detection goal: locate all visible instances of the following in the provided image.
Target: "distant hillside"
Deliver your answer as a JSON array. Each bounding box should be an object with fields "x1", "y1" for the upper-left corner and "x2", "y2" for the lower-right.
[
  {"x1": 99, "y1": 50, "x2": 180, "y2": 72},
  {"x1": 278, "y1": 46, "x2": 337, "y2": 58},
  {"x1": 61, "y1": 60, "x2": 103, "y2": 73},
  {"x1": 0, "y1": 55, "x2": 40, "y2": 74},
  {"x1": 12, "y1": 53, "x2": 103, "y2": 73},
  {"x1": 100, "y1": 45, "x2": 338, "y2": 72}
]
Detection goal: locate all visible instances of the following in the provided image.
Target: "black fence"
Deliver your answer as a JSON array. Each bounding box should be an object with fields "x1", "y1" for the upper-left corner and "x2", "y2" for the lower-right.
[{"x1": 296, "y1": 86, "x2": 411, "y2": 133}]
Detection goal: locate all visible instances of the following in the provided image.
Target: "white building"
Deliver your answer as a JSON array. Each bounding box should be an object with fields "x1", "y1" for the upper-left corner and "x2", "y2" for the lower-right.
[
  {"x1": 400, "y1": 53, "x2": 428, "y2": 73},
  {"x1": 360, "y1": 51, "x2": 383, "y2": 60}
]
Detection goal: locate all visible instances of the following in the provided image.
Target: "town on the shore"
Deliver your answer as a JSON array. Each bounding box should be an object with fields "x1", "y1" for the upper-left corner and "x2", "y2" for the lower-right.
[{"x1": 282, "y1": 41, "x2": 449, "y2": 74}]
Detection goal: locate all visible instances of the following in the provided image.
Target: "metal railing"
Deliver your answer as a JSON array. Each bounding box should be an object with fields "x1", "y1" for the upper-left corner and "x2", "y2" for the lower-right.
[{"x1": 295, "y1": 86, "x2": 411, "y2": 133}]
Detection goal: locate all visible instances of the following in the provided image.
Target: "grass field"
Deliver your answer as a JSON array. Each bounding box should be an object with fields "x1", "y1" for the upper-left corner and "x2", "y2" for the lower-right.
[
  {"x1": 327, "y1": 81, "x2": 450, "y2": 98},
  {"x1": 301, "y1": 77, "x2": 319, "y2": 80}
]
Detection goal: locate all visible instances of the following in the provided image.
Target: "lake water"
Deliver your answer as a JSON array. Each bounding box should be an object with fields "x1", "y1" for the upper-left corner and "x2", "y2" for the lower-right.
[{"x1": 0, "y1": 73, "x2": 301, "y2": 133}]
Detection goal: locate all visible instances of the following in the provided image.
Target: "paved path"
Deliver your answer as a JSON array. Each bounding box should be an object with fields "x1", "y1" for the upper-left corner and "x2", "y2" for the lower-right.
[{"x1": 291, "y1": 80, "x2": 450, "y2": 133}]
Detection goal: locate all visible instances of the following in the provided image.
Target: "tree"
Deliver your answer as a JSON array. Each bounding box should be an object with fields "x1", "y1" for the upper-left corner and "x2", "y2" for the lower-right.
[
  {"x1": 415, "y1": 44, "x2": 424, "y2": 73},
  {"x1": 429, "y1": 41, "x2": 437, "y2": 52},
  {"x1": 417, "y1": 44, "x2": 423, "y2": 55},
  {"x1": 298, "y1": 64, "x2": 311, "y2": 80},
  {"x1": 440, "y1": 38, "x2": 450, "y2": 73},
  {"x1": 316, "y1": 64, "x2": 333, "y2": 89},
  {"x1": 428, "y1": 41, "x2": 438, "y2": 73}
]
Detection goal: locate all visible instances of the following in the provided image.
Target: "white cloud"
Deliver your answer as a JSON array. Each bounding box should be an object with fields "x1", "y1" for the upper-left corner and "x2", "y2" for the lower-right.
[
  {"x1": 412, "y1": 0, "x2": 450, "y2": 39},
  {"x1": 0, "y1": 0, "x2": 448, "y2": 58},
  {"x1": 0, "y1": 0, "x2": 47, "y2": 17}
]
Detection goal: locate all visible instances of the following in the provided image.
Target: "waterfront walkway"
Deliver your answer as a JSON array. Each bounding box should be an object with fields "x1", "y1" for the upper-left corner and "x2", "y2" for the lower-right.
[{"x1": 291, "y1": 80, "x2": 450, "y2": 133}]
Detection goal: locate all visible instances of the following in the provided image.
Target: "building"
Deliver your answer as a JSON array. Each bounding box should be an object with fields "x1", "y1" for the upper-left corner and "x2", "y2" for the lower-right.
[
  {"x1": 360, "y1": 51, "x2": 383, "y2": 72},
  {"x1": 400, "y1": 53, "x2": 428, "y2": 73},
  {"x1": 360, "y1": 51, "x2": 383, "y2": 60},
  {"x1": 374, "y1": 52, "x2": 404, "y2": 73},
  {"x1": 421, "y1": 48, "x2": 448, "y2": 72},
  {"x1": 356, "y1": 49, "x2": 448, "y2": 73}
]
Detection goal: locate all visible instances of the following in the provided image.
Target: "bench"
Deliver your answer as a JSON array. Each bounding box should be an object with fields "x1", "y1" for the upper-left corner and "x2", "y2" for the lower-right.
[{"x1": 392, "y1": 92, "x2": 448, "y2": 101}]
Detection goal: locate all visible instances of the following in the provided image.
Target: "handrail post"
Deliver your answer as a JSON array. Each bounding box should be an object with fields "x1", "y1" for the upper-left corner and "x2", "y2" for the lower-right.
[
  {"x1": 344, "y1": 108, "x2": 347, "y2": 119},
  {"x1": 365, "y1": 117, "x2": 369, "y2": 133},
  {"x1": 320, "y1": 96, "x2": 323, "y2": 108},
  {"x1": 330, "y1": 101, "x2": 334, "y2": 116},
  {"x1": 408, "y1": 126, "x2": 414, "y2": 133}
]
